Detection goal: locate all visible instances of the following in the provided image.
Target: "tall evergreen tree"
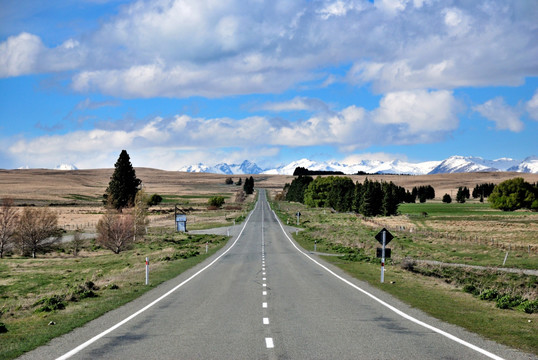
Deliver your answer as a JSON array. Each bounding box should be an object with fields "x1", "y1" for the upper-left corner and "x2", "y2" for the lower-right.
[{"x1": 104, "y1": 150, "x2": 141, "y2": 210}]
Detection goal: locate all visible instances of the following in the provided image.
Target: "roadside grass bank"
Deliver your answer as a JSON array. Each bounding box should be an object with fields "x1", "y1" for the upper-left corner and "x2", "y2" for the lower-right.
[
  {"x1": 0, "y1": 232, "x2": 228, "y2": 360},
  {"x1": 270, "y1": 199, "x2": 538, "y2": 355}
]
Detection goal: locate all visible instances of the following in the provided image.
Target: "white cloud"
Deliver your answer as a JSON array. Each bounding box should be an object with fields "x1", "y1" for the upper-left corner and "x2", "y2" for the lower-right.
[
  {"x1": 5, "y1": 90, "x2": 460, "y2": 169},
  {"x1": 0, "y1": 33, "x2": 44, "y2": 77},
  {"x1": 2, "y1": 1, "x2": 537, "y2": 96},
  {"x1": 473, "y1": 97, "x2": 524, "y2": 132},
  {"x1": 526, "y1": 90, "x2": 538, "y2": 121}
]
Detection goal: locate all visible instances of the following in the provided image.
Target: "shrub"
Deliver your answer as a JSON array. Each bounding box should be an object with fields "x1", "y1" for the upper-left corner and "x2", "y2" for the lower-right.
[
  {"x1": 208, "y1": 196, "x2": 225, "y2": 208},
  {"x1": 519, "y1": 300, "x2": 538, "y2": 314},
  {"x1": 462, "y1": 284, "x2": 479, "y2": 296},
  {"x1": 479, "y1": 289, "x2": 500, "y2": 301},
  {"x1": 496, "y1": 294, "x2": 524, "y2": 309},
  {"x1": 34, "y1": 295, "x2": 66, "y2": 313},
  {"x1": 0, "y1": 322, "x2": 7, "y2": 333},
  {"x1": 147, "y1": 194, "x2": 163, "y2": 206}
]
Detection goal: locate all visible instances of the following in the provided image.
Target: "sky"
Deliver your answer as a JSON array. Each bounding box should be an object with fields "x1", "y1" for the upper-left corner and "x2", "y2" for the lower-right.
[{"x1": 0, "y1": 0, "x2": 537, "y2": 170}]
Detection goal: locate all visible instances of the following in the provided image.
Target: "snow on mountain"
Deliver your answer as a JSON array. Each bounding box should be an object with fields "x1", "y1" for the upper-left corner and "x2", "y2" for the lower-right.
[
  {"x1": 179, "y1": 156, "x2": 537, "y2": 175},
  {"x1": 179, "y1": 160, "x2": 264, "y2": 175},
  {"x1": 179, "y1": 163, "x2": 213, "y2": 173},
  {"x1": 55, "y1": 164, "x2": 78, "y2": 170},
  {"x1": 428, "y1": 156, "x2": 522, "y2": 174},
  {"x1": 507, "y1": 156, "x2": 538, "y2": 173}
]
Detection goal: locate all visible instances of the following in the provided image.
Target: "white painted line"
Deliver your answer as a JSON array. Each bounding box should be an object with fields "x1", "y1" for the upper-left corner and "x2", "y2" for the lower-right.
[
  {"x1": 262, "y1": 272, "x2": 266, "y2": 275},
  {"x1": 262, "y1": 267, "x2": 265, "y2": 271},
  {"x1": 263, "y1": 317, "x2": 270, "y2": 325},
  {"x1": 54, "y1": 203, "x2": 260, "y2": 360},
  {"x1": 262, "y1": 277, "x2": 266, "y2": 281},
  {"x1": 265, "y1": 337, "x2": 274, "y2": 348},
  {"x1": 273, "y1": 208, "x2": 505, "y2": 360},
  {"x1": 262, "y1": 302, "x2": 268, "y2": 308},
  {"x1": 263, "y1": 283, "x2": 267, "y2": 287},
  {"x1": 262, "y1": 291, "x2": 267, "y2": 296}
]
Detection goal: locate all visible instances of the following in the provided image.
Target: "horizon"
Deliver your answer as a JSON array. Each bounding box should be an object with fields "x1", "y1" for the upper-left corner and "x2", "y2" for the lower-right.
[{"x1": 1, "y1": 1, "x2": 537, "y2": 170}]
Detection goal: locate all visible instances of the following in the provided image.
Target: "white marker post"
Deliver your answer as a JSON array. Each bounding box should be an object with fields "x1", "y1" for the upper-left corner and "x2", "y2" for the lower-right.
[
  {"x1": 145, "y1": 257, "x2": 149, "y2": 285},
  {"x1": 206, "y1": 242, "x2": 209, "y2": 254},
  {"x1": 381, "y1": 231, "x2": 386, "y2": 283}
]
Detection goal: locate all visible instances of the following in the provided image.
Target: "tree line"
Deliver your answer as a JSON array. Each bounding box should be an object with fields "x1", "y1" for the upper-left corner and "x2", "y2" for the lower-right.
[{"x1": 284, "y1": 176, "x2": 411, "y2": 216}]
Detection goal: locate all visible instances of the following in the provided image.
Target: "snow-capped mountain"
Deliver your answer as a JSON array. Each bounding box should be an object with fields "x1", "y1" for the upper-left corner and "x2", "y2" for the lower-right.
[
  {"x1": 507, "y1": 156, "x2": 538, "y2": 173},
  {"x1": 429, "y1": 156, "x2": 520, "y2": 174},
  {"x1": 55, "y1": 164, "x2": 78, "y2": 170},
  {"x1": 179, "y1": 160, "x2": 264, "y2": 175},
  {"x1": 179, "y1": 155, "x2": 538, "y2": 175}
]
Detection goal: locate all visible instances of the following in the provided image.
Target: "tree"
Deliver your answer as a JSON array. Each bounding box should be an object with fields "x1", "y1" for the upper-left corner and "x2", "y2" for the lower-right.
[
  {"x1": 327, "y1": 177, "x2": 355, "y2": 212},
  {"x1": 147, "y1": 194, "x2": 163, "y2": 206},
  {"x1": 442, "y1": 194, "x2": 452, "y2": 203},
  {"x1": 16, "y1": 207, "x2": 60, "y2": 258},
  {"x1": 243, "y1": 176, "x2": 255, "y2": 195},
  {"x1": 0, "y1": 198, "x2": 18, "y2": 258},
  {"x1": 456, "y1": 186, "x2": 470, "y2": 203},
  {"x1": 96, "y1": 211, "x2": 135, "y2": 254},
  {"x1": 104, "y1": 150, "x2": 141, "y2": 211},
  {"x1": 208, "y1": 196, "x2": 225, "y2": 208},
  {"x1": 225, "y1": 177, "x2": 234, "y2": 185},
  {"x1": 304, "y1": 176, "x2": 334, "y2": 208},
  {"x1": 285, "y1": 176, "x2": 313, "y2": 203},
  {"x1": 489, "y1": 178, "x2": 538, "y2": 211}
]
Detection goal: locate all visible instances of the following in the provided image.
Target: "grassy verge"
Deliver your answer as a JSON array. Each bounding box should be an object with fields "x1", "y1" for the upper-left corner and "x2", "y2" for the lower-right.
[
  {"x1": 270, "y1": 199, "x2": 537, "y2": 355},
  {"x1": 322, "y1": 258, "x2": 538, "y2": 354},
  {"x1": 0, "y1": 232, "x2": 228, "y2": 360}
]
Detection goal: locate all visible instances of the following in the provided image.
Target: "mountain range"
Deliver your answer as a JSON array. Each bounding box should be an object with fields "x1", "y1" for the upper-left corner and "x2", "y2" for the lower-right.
[{"x1": 177, "y1": 156, "x2": 538, "y2": 175}]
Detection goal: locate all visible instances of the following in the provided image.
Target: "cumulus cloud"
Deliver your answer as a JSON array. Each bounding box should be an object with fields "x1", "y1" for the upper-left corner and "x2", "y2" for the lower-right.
[
  {"x1": 526, "y1": 90, "x2": 538, "y2": 121},
  {"x1": 1, "y1": 1, "x2": 537, "y2": 96},
  {"x1": 0, "y1": 33, "x2": 84, "y2": 77},
  {"x1": 473, "y1": 97, "x2": 524, "y2": 132},
  {"x1": 5, "y1": 89, "x2": 460, "y2": 168}
]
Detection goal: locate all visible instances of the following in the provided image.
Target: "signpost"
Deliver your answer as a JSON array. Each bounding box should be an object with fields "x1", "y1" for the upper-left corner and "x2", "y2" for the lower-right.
[
  {"x1": 375, "y1": 228, "x2": 393, "y2": 283},
  {"x1": 175, "y1": 204, "x2": 187, "y2": 232}
]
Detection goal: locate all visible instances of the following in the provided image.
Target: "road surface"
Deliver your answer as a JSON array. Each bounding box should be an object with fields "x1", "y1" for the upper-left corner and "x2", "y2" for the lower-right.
[{"x1": 19, "y1": 190, "x2": 534, "y2": 359}]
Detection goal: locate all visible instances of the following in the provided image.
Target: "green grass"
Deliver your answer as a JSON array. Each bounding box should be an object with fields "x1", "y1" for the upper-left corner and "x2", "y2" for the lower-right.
[
  {"x1": 322, "y1": 258, "x2": 538, "y2": 355},
  {"x1": 269, "y1": 198, "x2": 538, "y2": 355},
  {"x1": 0, "y1": 233, "x2": 228, "y2": 360}
]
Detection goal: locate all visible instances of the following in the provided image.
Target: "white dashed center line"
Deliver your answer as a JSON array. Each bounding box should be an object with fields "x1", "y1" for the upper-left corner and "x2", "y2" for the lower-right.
[
  {"x1": 263, "y1": 317, "x2": 270, "y2": 325},
  {"x1": 265, "y1": 337, "x2": 274, "y2": 348}
]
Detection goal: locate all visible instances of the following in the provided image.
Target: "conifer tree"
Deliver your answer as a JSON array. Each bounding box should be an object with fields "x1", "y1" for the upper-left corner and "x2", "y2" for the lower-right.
[{"x1": 104, "y1": 150, "x2": 141, "y2": 210}]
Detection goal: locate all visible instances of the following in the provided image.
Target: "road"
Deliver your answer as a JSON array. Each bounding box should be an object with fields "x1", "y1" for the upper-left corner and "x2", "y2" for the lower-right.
[{"x1": 19, "y1": 190, "x2": 534, "y2": 360}]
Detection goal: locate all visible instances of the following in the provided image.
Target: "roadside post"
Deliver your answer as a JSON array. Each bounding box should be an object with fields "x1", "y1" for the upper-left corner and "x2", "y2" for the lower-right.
[
  {"x1": 296, "y1": 211, "x2": 301, "y2": 225},
  {"x1": 145, "y1": 257, "x2": 149, "y2": 285},
  {"x1": 375, "y1": 228, "x2": 393, "y2": 283}
]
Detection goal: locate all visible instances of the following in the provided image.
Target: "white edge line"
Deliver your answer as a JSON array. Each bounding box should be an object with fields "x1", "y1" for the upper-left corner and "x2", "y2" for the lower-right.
[
  {"x1": 272, "y1": 209, "x2": 505, "y2": 360},
  {"x1": 55, "y1": 201, "x2": 259, "y2": 360}
]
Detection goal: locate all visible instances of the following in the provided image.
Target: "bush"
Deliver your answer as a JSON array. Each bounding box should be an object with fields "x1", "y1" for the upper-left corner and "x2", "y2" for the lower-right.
[
  {"x1": 442, "y1": 194, "x2": 452, "y2": 203},
  {"x1": 479, "y1": 289, "x2": 500, "y2": 301},
  {"x1": 208, "y1": 196, "x2": 225, "y2": 208},
  {"x1": 34, "y1": 295, "x2": 66, "y2": 313},
  {"x1": 147, "y1": 194, "x2": 163, "y2": 206},
  {"x1": 462, "y1": 284, "x2": 479, "y2": 296},
  {"x1": 0, "y1": 322, "x2": 7, "y2": 333},
  {"x1": 496, "y1": 294, "x2": 524, "y2": 309},
  {"x1": 518, "y1": 300, "x2": 538, "y2": 314}
]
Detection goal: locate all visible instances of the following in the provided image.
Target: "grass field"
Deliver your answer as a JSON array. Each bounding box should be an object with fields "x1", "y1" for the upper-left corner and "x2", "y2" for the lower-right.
[
  {"x1": 270, "y1": 198, "x2": 538, "y2": 355},
  {"x1": 0, "y1": 231, "x2": 230, "y2": 359}
]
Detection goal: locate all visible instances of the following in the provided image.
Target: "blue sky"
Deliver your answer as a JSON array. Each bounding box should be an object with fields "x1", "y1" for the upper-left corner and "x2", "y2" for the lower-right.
[{"x1": 1, "y1": 0, "x2": 537, "y2": 170}]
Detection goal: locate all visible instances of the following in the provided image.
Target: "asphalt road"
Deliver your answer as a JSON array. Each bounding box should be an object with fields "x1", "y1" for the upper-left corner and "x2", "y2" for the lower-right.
[{"x1": 19, "y1": 190, "x2": 535, "y2": 360}]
